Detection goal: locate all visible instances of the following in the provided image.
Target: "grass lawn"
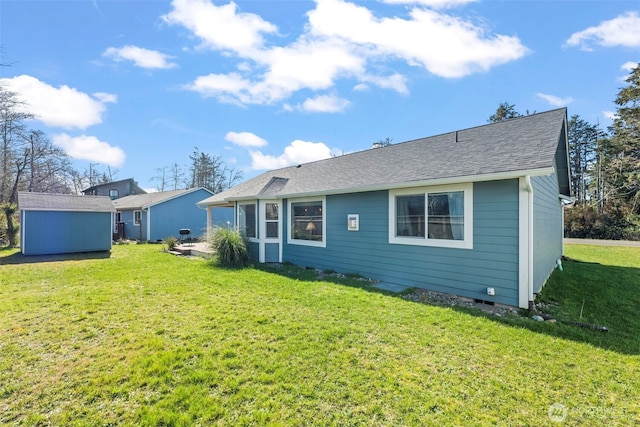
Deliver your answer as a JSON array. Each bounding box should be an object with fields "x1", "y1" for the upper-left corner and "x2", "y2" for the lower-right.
[{"x1": 1, "y1": 243, "x2": 639, "y2": 426}]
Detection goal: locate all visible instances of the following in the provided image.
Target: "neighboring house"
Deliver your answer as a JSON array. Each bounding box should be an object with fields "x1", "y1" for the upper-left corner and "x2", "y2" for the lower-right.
[
  {"x1": 82, "y1": 178, "x2": 146, "y2": 200},
  {"x1": 197, "y1": 108, "x2": 571, "y2": 309},
  {"x1": 113, "y1": 188, "x2": 213, "y2": 241},
  {"x1": 18, "y1": 192, "x2": 115, "y2": 255}
]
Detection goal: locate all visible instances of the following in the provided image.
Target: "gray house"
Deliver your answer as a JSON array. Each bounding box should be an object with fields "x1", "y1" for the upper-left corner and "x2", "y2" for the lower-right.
[
  {"x1": 18, "y1": 192, "x2": 115, "y2": 255},
  {"x1": 198, "y1": 108, "x2": 571, "y2": 308},
  {"x1": 82, "y1": 178, "x2": 146, "y2": 200},
  {"x1": 113, "y1": 188, "x2": 213, "y2": 241}
]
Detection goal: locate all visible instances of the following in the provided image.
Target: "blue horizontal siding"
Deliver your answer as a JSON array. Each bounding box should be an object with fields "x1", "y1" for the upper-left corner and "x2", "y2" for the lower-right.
[
  {"x1": 282, "y1": 180, "x2": 521, "y2": 306},
  {"x1": 148, "y1": 189, "x2": 210, "y2": 241},
  {"x1": 532, "y1": 172, "x2": 563, "y2": 293},
  {"x1": 22, "y1": 210, "x2": 112, "y2": 255}
]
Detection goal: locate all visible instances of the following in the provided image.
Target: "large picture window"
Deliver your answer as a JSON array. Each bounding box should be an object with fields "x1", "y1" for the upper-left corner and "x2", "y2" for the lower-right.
[
  {"x1": 390, "y1": 184, "x2": 472, "y2": 249},
  {"x1": 238, "y1": 203, "x2": 256, "y2": 238},
  {"x1": 288, "y1": 198, "x2": 325, "y2": 247}
]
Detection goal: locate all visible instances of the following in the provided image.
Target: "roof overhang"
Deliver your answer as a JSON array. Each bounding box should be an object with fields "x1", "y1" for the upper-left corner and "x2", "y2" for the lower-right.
[{"x1": 204, "y1": 167, "x2": 555, "y2": 205}]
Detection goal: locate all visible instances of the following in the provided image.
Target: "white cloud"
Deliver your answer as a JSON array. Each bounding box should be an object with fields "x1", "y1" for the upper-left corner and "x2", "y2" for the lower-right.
[
  {"x1": 52, "y1": 133, "x2": 126, "y2": 168},
  {"x1": 169, "y1": 0, "x2": 527, "y2": 107},
  {"x1": 0, "y1": 75, "x2": 115, "y2": 130},
  {"x1": 162, "y1": 0, "x2": 277, "y2": 53},
  {"x1": 382, "y1": 0, "x2": 477, "y2": 9},
  {"x1": 225, "y1": 131, "x2": 268, "y2": 147},
  {"x1": 603, "y1": 111, "x2": 616, "y2": 121},
  {"x1": 103, "y1": 45, "x2": 178, "y2": 69},
  {"x1": 249, "y1": 140, "x2": 332, "y2": 170},
  {"x1": 307, "y1": 0, "x2": 529, "y2": 78},
  {"x1": 566, "y1": 12, "x2": 640, "y2": 51},
  {"x1": 299, "y1": 94, "x2": 350, "y2": 113},
  {"x1": 536, "y1": 93, "x2": 573, "y2": 107},
  {"x1": 621, "y1": 61, "x2": 639, "y2": 71}
]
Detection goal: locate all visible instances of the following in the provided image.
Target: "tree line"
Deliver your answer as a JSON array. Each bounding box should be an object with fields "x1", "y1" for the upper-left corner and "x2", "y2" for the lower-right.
[{"x1": 489, "y1": 65, "x2": 640, "y2": 240}]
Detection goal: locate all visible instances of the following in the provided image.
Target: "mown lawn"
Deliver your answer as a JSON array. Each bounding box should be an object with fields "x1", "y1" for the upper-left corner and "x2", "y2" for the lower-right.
[{"x1": 0, "y1": 243, "x2": 639, "y2": 426}]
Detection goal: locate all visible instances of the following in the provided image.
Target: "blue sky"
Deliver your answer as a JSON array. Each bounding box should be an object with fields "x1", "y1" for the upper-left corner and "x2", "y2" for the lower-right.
[{"x1": 1, "y1": 0, "x2": 639, "y2": 192}]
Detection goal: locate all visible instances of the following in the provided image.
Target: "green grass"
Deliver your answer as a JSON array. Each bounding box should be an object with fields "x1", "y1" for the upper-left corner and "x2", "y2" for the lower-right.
[{"x1": 1, "y1": 243, "x2": 639, "y2": 426}]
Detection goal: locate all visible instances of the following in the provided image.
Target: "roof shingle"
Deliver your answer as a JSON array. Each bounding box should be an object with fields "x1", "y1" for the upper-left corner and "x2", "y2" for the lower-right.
[{"x1": 199, "y1": 108, "x2": 568, "y2": 205}]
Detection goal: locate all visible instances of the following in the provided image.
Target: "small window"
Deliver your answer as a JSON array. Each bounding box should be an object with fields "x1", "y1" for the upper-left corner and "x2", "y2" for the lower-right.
[
  {"x1": 134, "y1": 210, "x2": 141, "y2": 226},
  {"x1": 238, "y1": 203, "x2": 257, "y2": 238},
  {"x1": 265, "y1": 202, "x2": 279, "y2": 238},
  {"x1": 389, "y1": 184, "x2": 472, "y2": 249},
  {"x1": 289, "y1": 198, "x2": 325, "y2": 247},
  {"x1": 109, "y1": 189, "x2": 119, "y2": 200}
]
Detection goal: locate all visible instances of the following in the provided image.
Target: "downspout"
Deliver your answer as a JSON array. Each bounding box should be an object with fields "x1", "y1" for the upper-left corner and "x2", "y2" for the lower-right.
[
  {"x1": 525, "y1": 176, "x2": 534, "y2": 309},
  {"x1": 518, "y1": 176, "x2": 534, "y2": 309}
]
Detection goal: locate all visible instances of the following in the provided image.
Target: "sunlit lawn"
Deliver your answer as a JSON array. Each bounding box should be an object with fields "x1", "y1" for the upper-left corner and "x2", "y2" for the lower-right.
[{"x1": 0, "y1": 243, "x2": 639, "y2": 426}]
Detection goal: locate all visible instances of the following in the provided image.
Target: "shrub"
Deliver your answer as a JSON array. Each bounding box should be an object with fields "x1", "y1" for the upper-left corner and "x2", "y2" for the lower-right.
[
  {"x1": 209, "y1": 228, "x2": 251, "y2": 267},
  {"x1": 165, "y1": 236, "x2": 179, "y2": 251},
  {"x1": 564, "y1": 204, "x2": 640, "y2": 240}
]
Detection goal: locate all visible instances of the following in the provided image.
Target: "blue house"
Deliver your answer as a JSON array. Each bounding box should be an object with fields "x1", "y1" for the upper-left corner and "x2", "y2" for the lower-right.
[
  {"x1": 113, "y1": 188, "x2": 213, "y2": 242},
  {"x1": 198, "y1": 109, "x2": 571, "y2": 309},
  {"x1": 18, "y1": 192, "x2": 114, "y2": 255}
]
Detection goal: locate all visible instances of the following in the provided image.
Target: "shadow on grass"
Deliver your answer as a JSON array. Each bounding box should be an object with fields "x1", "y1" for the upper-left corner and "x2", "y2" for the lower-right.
[
  {"x1": 256, "y1": 260, "x2": 640, "y2": 355},
  {"x1": 0, "y1": 250, "x2": 112, "y2": 265}
]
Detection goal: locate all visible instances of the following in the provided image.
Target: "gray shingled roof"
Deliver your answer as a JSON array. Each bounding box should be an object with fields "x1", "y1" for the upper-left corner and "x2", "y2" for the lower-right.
[
  {"x1": 112, "y1": 188, "x2": 210, "y2": 210},
  {"x1": 18, "y1": 192, "x2": 115, "y2": 212},
  {"x1": 199, "y1": 108, "x2": 569, "y2": 206}
]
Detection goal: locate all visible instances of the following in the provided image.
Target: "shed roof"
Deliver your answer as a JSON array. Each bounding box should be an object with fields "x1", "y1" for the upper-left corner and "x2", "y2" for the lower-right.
[
  {"x1": 199, "y1": 108, "x2": 570, "y2": 206},
  {"x1": 18, "y1": 192, "x2": 115, "y2": 212},
  {"x1": 113, "y1": 188, "x2": 212, "y2": 210}
]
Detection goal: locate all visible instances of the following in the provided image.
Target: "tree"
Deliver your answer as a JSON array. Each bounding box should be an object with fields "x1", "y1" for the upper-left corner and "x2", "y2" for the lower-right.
[
  {"x1": 488, "y1": 102, "x2": 522, "y2": 123},
  {"x1": 152, "y1": 162, "x2": 187, "y2": 191},
  {"x1": 605, "y1": 64, "x2": 640, "y2": 214},
  {"x1": 568, "y1": 115, "x2": 599, "y2": 204},
  {"x1": 188, "y1": 147, "x2": 242, "y2": 194},
  {"x1": 372, "y1": 137, "x2": 393, "y2": 149}
]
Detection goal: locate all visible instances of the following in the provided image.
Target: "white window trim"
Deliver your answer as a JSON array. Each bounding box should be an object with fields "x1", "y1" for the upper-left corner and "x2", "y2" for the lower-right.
[
  {"x1": 287, "y1": 196, "x2": 326, "y2": 248},
  {"x1": 238, "y1": 201, "x2": 258, "y2": 242},
  {"x1": 388, "y1": 183, "x2": 473, "y2": 249},
  {"x1": 134, "y1": 210, "x2": 141, "y2": 226}
]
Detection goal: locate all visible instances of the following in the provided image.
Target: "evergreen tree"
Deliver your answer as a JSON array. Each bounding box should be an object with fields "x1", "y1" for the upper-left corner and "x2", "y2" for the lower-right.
[
  {"x1": 606, "y1": 64, "x2": 640, "y2": 214},
  {"x1": 568, "y1": 115, "x2": 598, "y2": 204},
  {"x1": 488, "y1": 102, "x2": 522, "y2": 123}
]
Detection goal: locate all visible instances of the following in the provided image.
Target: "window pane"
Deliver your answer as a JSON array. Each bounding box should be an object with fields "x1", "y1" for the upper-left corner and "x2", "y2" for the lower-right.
[
  {"x1": 266, "y1": 222, "x2": 278, "y2": 238},
  {"x1": 396, "y1": 195, "x2": 425, "y2": 237},
  {"x1": 428, "y1": 191, "x2": 464, "y2": 240},
  {"x1": 291, "y1": 201, "x2": 323, "y2": 241},
  {"x1": 239, "y1": 204, "x2": 256, "y2": 238},
  {"x1": 265, "y1": 203, "x2": 278, "y2": 220}
]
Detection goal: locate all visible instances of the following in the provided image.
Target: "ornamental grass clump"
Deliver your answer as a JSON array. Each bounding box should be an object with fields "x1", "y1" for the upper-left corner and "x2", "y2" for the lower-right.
[{"x1": 209, "y1": 227, "x2": 251, "y2": 267}]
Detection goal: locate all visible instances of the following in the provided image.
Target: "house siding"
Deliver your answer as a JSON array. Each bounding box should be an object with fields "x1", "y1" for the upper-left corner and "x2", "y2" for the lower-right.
[
  {"x1": 120, "y1": 209, "x2": 146, "y2": 240},
  {"x1": 21, "y1": 210, "x2": 112, "y2": 255},
  {"x1": 147, "y1": 189, "x2": 210, "y2": 241},
  {"x1": 531, "y1": 171, "x2": 563, "y2": 293},
  {"x1": 282, "y1": 180, "x2": 521, "y2": 306}
]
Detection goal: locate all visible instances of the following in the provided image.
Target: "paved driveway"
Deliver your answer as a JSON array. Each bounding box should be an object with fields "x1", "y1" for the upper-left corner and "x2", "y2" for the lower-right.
[{"x1": 564, "y1": 238, "x2": 640, "y2": 247}]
